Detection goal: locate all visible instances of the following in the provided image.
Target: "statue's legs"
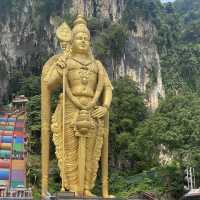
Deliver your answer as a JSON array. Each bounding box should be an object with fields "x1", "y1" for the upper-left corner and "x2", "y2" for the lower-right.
[
  {"x1": 64, "y1": 124, "x2": 78, "y2": 192},
  {"x1": 52, "y1": 96, "x2": 106, "y2": 196},
  {"x1": 52, "y1": 95, "x2": 79, "y2": 192},
  {"x1": 85, "y1": 136, "x2": 96, "y2": 191},
  {"x1": 64, "y1": 99, "x2": 79, "y2": 192},
  {"x1": 85, "y1": 124, "x2": 105, "y2": 193}
]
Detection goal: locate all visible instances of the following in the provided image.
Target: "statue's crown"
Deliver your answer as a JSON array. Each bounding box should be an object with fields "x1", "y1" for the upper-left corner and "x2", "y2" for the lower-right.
[
  {"x1": 72, "y1": 15, "x2": 90, "y2": 37},
  {"x1": 56, "y1": 22, "x2": 72, "y2": 42},
  {"x1": 73, "y1": 15, "x2": 87, "y2": 26}
]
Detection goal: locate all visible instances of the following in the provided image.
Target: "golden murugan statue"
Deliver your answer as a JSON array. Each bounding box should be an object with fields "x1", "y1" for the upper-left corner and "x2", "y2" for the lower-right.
[{"x1": 41, "y1": 15, "x2": 113, "y2": 198}]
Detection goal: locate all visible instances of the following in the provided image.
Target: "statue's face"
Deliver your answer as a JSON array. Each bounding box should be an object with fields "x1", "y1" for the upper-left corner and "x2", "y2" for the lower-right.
[{"x1": 72, "y1": 32, "x2": 90, "y2": 54}]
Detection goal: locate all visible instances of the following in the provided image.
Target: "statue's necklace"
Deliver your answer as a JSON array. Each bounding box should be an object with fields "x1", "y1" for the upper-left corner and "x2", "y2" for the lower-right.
[
  {"x1": 64, "y1": 59, "x2": 104, "y2": 110},
  {"x1": 71, "y1": 57, "x2": 93, "y2": 85},
  {"x1": 80, "y1": 67, "x2": 90, "y2": 85}
]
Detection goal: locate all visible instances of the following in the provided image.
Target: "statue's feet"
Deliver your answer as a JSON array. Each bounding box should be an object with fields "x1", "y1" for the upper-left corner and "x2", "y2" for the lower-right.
[
  {"x1": 74, "y1": 191, "x2": 80, "y2": 197},
  {"x1": 103, "y1": 194, "x2": 115, "y2": 198},
  {"x1": 84, "y1": 190, "x2": 97, "y2": 197},
  {"x1": 69, "y1": 186, "x2": 79, "y2": 197}
]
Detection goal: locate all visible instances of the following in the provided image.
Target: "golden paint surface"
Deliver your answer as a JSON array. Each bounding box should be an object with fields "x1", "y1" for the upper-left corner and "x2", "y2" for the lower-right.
[{"x1": 41, "y1": 15, "x2": 113, "y2": 198}]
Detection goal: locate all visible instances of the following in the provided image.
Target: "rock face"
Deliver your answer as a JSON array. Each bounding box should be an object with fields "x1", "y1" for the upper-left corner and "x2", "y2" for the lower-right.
[
  {"x1": 117, "y1": 18, "x2": 165, "y2": 110},
  {"x1": 70, "y1": 0, "x2": 125, "y2": 22},
  {"x1": 0, "y1": 0, "x2": 165, "y2": 109},
  {"x1": 0, "y1": 0, "x2": 59, "y2": 102},
  {"x1": 0, "y1": 78, "x2": 8, "y2": 104}
]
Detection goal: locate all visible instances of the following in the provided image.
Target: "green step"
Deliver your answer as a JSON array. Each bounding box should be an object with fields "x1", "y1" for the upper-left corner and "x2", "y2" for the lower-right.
[
  {"x1": 11, "y1": 180, "x2": 24, "y2": 188},
  {"x1": 13, "y1": 143, "x2": 24, "y2": 152}
]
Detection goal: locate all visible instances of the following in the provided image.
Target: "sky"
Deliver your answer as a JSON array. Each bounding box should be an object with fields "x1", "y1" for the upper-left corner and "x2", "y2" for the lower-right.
[{"x1": 161, "y1": 0, "x2": 175, "y2": 3}]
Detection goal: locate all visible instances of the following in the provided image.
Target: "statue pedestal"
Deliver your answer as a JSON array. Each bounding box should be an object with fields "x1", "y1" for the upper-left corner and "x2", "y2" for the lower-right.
[
  {"x1": 46, "y1": 192, "x2": 118, "y2": 200},
  {"x1": 56, "y1": 191, "x2": 75, "y2": 199}
]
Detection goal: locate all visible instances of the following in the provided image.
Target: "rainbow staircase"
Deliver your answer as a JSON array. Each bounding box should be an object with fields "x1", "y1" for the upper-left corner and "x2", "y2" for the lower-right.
[{"x1": 0, "y1": 111, "x2": 31, "y2": 198}]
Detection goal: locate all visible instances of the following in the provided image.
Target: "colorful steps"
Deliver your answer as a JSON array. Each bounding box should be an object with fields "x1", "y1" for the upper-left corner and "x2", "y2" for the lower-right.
[
  {"x1": 0, "y1": 159, "x2": 11, "y2": 168},
  {"x1": 0, "y1": 169, "x2": 9, "y2": 180},
  {"x1": 0, "y1": 112, "x2": 27, "y2": 189},
  {"x1": 0, "y1": 143, "x2": 12, "y2": 150},
  {"x1": 0, "y1": 150, "x2": 11, "y2": 158}
]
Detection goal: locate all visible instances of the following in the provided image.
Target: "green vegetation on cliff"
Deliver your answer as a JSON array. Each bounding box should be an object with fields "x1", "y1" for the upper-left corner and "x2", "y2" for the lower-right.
[
  {"x1": 2, "y1": 0, "x2": 200, "y2": 199},
  {"x1": 161, "y1": 0, "x2": 200, "y2": 95}
]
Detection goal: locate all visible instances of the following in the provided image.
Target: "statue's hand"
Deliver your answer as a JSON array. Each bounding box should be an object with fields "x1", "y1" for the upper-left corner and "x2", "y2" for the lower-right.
[
  {"x1": 51, "y1": 123, "x2": 59, "y2": 133},
  {"x1": 56, "y1": 54, "x2": 66, "y2": 69},
  {"x1": 91, "y1": 106, "x2": 107, "y2": 119}
]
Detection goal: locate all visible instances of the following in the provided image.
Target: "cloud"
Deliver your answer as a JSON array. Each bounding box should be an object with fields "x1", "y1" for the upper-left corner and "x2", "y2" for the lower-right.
[{"x1": 161, "y1": 0, "x2": 175, "y2": 3}]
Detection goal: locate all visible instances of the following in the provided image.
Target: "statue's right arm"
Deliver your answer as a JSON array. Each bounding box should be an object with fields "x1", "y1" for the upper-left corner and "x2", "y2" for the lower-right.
[
  {"x1": 41, "y1": 54, "x2": 63, "y2": 195},
  {"x1": 42, "y1": 55, "x2": 63, "y2": 91},
  {"x1": 46, "y1": 65, "x2": 62, "y2": 91}
]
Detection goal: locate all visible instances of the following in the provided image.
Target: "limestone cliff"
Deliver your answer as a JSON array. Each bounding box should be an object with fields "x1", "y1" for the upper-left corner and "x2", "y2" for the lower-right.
[
  {"x1": 0, "y1": 0, "x2": 58, "y2": 102},
  {"x1": 70, "y1": 0, "x2": 125, "y2": 22},
  {"x1": 0, "y1": 0, "x2": 165, "y2": 109},
  {"x1": 117, "y1": 18, "x2": 165, "y2": 110}
]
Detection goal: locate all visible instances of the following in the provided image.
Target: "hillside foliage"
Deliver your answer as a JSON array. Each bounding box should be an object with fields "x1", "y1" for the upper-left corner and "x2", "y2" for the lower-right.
[{"x1": 2, "y1": 0, "x2": 200, "y2": 199}]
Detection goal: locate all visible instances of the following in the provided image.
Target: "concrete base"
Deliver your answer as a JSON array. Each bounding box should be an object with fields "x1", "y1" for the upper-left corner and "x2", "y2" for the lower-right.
[
  {"x1": 56, "y1": 192, "x2": 75, "y2": 199},
  {"x1": 46, "y1": 192, "x2": 118, "y2": 200}
]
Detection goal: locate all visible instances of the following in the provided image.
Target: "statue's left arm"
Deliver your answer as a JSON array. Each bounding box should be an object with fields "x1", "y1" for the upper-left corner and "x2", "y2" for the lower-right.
[
  {"x1": 93, "y1": 61, "x2": 113, "y2": 198},
  {"x1": 92, "y1": 61, "x2": 112, "y2": 119},
  {"x1": 102, "y1": 69, "x2": 113, "y2": 110}
]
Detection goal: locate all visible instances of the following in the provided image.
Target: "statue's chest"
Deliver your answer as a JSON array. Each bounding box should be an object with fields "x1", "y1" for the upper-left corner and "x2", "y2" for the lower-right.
[{"x1": 67, "y1": 61, "x2": 98, "y2": 86}]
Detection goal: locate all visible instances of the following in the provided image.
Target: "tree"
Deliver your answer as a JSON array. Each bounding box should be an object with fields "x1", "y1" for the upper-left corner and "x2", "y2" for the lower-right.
[
  {"x1": 122, "y1": 0, "x2": 162, "y2": 29},
  {"x1": 161, "y1": 44, "x2": 200, "y2": 95},
  {"x1": 8, "y1": 69, "x2": 25, "y2": 99},
  {"x1": 93, "y1": 23, "x2": 128, "y2": 79},
  {"x1": 133, "y1": 95, "x2": 200, "y2": 197},
  {"x1": 110, "y1": 77, "x2": 147, "y2": 169},
  {"x1": 19, "y1": 76, "x2": 40, "y2": 97},
  {"x1": 26, "y1": 95, "x2": 41, "y2": 154}
]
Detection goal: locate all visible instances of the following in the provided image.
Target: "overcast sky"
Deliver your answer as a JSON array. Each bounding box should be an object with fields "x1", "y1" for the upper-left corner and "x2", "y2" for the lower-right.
[{"x1": 161, "y1": 0, "x2": 175, "y2": 3}]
